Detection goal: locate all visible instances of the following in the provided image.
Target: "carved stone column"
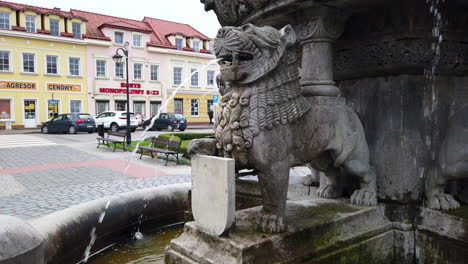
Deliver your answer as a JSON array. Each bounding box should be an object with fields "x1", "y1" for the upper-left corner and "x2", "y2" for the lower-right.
[{"x1": 296, "y1": 7, "x2": 347, "y2": 97}]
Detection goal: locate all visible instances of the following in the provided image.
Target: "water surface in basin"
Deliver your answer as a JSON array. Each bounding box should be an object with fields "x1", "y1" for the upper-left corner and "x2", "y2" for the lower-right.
[{"x1": 89, "y1": 227, "x2": 183, "y2": 264}]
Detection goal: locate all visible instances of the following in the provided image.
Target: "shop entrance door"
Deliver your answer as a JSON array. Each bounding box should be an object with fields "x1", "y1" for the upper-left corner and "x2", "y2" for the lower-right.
[{"x1": 23, "y1": 99, "x2": 38, "y2": 128}]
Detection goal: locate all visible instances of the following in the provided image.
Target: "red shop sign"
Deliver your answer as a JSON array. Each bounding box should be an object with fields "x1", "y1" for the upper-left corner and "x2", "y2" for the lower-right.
[
  {"x1": 100, "y1": 88, "x2": 159, "y2": 95},
  {"x1": 120, "y1": 83, "x2": 141, "y2": 88}
]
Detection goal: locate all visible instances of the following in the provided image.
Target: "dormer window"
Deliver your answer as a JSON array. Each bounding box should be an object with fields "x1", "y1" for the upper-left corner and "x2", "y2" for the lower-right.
[
  {"x1": 49, "y1": 19, "x2": 60, "y2": 36},
  {"x1": 115, "y1": 32, "x2": 124, "y2": 44},
  {"x1": 25, "y1": 15, "x2": 36, "y2": 33},
  {"x1": 0, "y1": 11, "x2": 10, "y2": 29},
  {"x1": 175, "y1": 38, "x2": 183, "y2": 50},
  {"x1": 72, "y1": 22, "x2": 82, "y2": 39},
  {"x1": 193, "y1": 41, "x2": 200, "y2": 52}
]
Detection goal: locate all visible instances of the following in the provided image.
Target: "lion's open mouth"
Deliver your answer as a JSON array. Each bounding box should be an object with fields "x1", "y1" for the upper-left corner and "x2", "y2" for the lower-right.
[{"x1": 218, "y1": 52, "x2": 254, "y2": 67}]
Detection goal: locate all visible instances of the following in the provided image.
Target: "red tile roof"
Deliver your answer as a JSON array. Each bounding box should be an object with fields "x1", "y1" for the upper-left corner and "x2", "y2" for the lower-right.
[{"x1": 0, "y1": 0, "x2": 75, "y2": 19}]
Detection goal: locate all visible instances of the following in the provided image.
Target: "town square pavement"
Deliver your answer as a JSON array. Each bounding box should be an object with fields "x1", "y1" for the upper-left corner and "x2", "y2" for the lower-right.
[{"x1": 0, "y1": 129, "x2": 311, "y2": 220}]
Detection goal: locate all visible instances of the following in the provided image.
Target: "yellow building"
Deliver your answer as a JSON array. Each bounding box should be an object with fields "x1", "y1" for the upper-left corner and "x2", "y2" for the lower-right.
[{"x1": 0, "y1": 2, "x2": 88, "y2": 129}]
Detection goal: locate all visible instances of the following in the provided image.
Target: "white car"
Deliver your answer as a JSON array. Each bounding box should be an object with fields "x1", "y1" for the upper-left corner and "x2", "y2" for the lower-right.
[{"x1": 95, "y1": 111, "x2": 139, "y2": 132}]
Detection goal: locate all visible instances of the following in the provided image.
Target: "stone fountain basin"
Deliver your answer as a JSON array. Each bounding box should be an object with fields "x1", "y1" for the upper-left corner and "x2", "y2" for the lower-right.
[{"x1": 0, "y1": 183, "x2": 190, "y2": 264}]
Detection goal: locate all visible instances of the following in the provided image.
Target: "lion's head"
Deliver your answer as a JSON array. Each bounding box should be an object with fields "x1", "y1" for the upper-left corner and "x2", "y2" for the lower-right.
[{"x1": 215, "y1": 24, "x2": 296, "y2": 85}]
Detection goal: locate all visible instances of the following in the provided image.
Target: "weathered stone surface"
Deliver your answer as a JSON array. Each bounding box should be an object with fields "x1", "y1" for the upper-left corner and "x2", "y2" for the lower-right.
[
  {"x1": 191, "y1": 155, "x2": 235, "y2": 236},
  {"x1": 0, "y1": 215, "x2": 44, "y2": 264},
  {"x1": 166, "y1": 198, "x2": 390, "y2": 264}
]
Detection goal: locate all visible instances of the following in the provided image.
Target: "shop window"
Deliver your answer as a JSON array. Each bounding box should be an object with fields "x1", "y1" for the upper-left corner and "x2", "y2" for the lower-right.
[
  {"x1": 134, "y1": 63, "x2": 142, "y2": 80},
  {"x1": 191, "y1": 69, "x2": 199, "y2": 87},
  {"x1": 133, "y1": 34, "x2": 142, "y2": 47},
  {"x1": 207, "y1": 70, "x2": 215, "y2": 87},
  {"x1": 96, "y1": 101, "x2": 109, "y2": 115},
  {"x1": 50, "y1": 19, "x2": 60, "y2": 36},
  {"x1": 25, "y1": 15, "x2": 36, "y2": 33},
  {"x1": 175, "y1": 38, "x2": 183, "y2": 50},
  {"x1": 96, "y1": 60, "x2": 107, "y2": 78},
  {"x1": 0, "y1": 11, "x2": 10, "y2": 30},
  {"x1": 0, "y1": 99, "x2": 11, "y2": 119},
  {"x1": 47, "y1": 100, "x2": 59, "y2": 119},
  {"x1": 150, "y1": 65, "x2": 159, "y2": 81},
  {"x1": 115, "y1": 101, "x2": 126, "y2": 111},
  {"x1": 115, "y1": 32, "x2": 124, "y2": 44},
  {"x1": 72, "y1": 22, "x2": 82, "y2": 39},
  {"x1": 69, "y1": 57, "x2": 80, "y2": 76},
  {"x1": 207, "y1": 99, "x2": 214, "y2": 113},
  {"x1": 150, "y1": 102, "x2": 161, "y2": 116},
  {"x1": 133, "y1": 102, "x2": 145, "y2": 119},
  {"x1": 0, "y1": 50, "x2": 10, "y2": 72},
  {"x1": 173, "y1": 67, "x2": 183, "y2": 85},
  {"x1": 174, "y1": 99, "x2": 183, "y2": 114},
  {"x1": 193, "y1": 41, "x2": 200, "y2": 52},
  {"x1": 46, "y1": 55, "x2": 58, "y2": 75},
  {"x1": 22, "y1": 53, "x2": 35, "y2": 73},
  {"x1": 191, "y1": 99, "x2": 199, "y2": 116},
  {"x1": 70, "y1": 100, "x2": 82, "y2": 113},
  {"x1": 115, "y1": 62, "x2": 124, "y2": 79}
]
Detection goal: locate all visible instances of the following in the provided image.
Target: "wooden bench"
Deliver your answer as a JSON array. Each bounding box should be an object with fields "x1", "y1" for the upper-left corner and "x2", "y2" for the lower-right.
[
  {"x1": 138, "y1": 137, "x2": 181, "y2": 165},
  {"x1": 96, "y1": 131, "x2": 127, "y2": 152}
]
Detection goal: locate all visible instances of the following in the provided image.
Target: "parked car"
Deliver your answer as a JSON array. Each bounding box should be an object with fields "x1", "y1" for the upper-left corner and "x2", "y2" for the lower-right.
[
  {"x1": 41, "y1": 113, "x2": 96, "y2": 134},
  {"x1": 142, "y1": 113, "x2": 187, "y2": 131},
  {"x1": 95, "y1": 111, "x2": 138, "y2": 132}
]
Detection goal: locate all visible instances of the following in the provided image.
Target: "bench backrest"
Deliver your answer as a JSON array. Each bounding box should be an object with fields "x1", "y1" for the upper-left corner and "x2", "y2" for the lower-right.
[
  {"x1": 107, "y1": 131, "x2": 126, "y2": 138},
  {"x1": 151, "y1": 137, "x2": 181, "y2": 149}
]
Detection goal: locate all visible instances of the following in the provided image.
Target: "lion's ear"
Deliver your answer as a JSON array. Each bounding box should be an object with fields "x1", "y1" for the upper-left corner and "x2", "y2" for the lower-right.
[{"x1": 280, "y1": 25, "x2": 296, "y2": 47}]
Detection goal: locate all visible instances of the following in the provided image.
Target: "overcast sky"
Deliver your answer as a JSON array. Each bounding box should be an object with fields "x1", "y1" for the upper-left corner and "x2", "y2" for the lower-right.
[{"x1": 9, "y1": 0, "x2": 221, "y2": 38}]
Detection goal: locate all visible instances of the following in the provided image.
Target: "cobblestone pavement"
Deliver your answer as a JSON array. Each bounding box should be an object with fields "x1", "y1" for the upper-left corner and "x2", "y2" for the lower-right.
[{"x1": 0, "y1": 144, "x2": 191, "y2": 219}]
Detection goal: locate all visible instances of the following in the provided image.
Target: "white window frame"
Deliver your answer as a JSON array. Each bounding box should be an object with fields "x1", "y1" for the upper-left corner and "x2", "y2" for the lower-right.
[
  {"x1": 115, "y1": 62, "x2": 125, "y2": 79},
  {"x1": 191, "y1": 69, "x2": 199, "y2": 87},
  {"x1": 114, "y1": 31, "x2": 124, "y2": 45},
  {"x1": 49, "y1": 18, "x2": 60, "y2": 36},
  {"x1": 132, "y1": 33, "x2": 142, "y2": 47},
  {"x1": 44, "y1": 54, "x2": 60, "y2": 75},
  {"x1": 25, "y1": 14, "x2": 36, "y2": 33},
  {"x1": 173, "y1": 67, "x2": 183, "y2": 86},
  {"x1": 0, "y1": 11, "x2": 11, "y2": 30},
  {"x1": 72, "y1": 22, "x2": 82, "y2": 39},
  {"x1": 0, "y1": 97, "x2": 15, "y2": 121},
  {"x1": 69, "y1": 99, "x2": 83, "y2": 113},
  {"x1": 68, "y1": 56, "x2": 81, "y2": 77},
  {"x1": 150, "y1": 64, "x2": 159, "y2": 81},
  {"x1": 175, "y1": 38, "x2": 183, "y2": 50},
  {"x1": 193, "y1": 41, "x2": 200, "y2": 52},
  {"x1": 95, "y1": 59, "x2": 107, "y2": 78},
  {"x1": 191, "y1": 99, "x2": 199, "y2": 117},
  {"x1": 21, "y1": 52, "x2": 37, "y2": 74},
  {"x1": 133, "y1": 63, "x2": 143, "y2": 80},
  {"x1": 0, "y1": 49, "x2": 12, "y2": 73},
  {"x1": 207, "y1": 70, "x2": 215, "y2": 88}
]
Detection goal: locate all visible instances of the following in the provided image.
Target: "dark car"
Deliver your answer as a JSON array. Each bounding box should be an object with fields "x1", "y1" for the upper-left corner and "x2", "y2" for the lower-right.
[
  {"x1": 41, "y1": 113, "x2": 96, "y2": 134},
  {"x1": 142, "y1": 113, "x2": 187, "y2": 132}
]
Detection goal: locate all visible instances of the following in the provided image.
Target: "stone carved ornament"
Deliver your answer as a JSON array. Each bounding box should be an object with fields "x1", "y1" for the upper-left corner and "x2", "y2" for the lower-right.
[
  {"x1": 200, "y1": 0, "x2": 269, "y2": 26},
  {"x1": 188, "y1": 24, "x2": 377, "y2": 233}
]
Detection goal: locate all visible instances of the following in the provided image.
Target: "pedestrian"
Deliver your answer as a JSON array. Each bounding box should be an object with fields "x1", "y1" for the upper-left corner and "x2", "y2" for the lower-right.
[{"x1": 208, "y1": 109, "x2": 214, "y2": 125}]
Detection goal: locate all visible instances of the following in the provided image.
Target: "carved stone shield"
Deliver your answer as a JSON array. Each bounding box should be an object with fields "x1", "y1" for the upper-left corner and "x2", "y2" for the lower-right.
[{"x1": 191, "y1": 155, "x2": 235, "y2": 236}]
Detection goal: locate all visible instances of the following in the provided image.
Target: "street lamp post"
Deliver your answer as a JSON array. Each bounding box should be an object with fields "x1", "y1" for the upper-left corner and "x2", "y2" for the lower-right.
[{"x1": 112, "y1": 41, "x2": 132, "y2": 147}]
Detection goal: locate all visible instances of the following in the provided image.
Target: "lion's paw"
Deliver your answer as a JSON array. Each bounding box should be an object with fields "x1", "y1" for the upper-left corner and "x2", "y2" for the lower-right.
[
  {"x1": 255, "y1": 211, "x2": 286, "y2": 233},
  {"x1": 350, "y1": 189, "x2": 377, "y2": 206},
  {"x1": 317, "y1": 184, "x2": 341, "y2": 199},
  {"x1": 427, "y1": 193, "x2": 460, "y2": 210}
]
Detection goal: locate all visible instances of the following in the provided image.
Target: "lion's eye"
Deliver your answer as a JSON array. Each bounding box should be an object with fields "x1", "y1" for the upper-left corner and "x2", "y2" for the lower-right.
[{"x1": 241, "y1": 24, "x2": 252, "y2": 32}]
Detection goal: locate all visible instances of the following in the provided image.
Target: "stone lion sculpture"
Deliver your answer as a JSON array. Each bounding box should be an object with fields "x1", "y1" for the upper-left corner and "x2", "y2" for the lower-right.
[{"x1": 188, "y1": 24, "x2": 377, "y2": 233}]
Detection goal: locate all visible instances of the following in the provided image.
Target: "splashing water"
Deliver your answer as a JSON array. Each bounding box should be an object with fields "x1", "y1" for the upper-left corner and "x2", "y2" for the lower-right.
[
  {"x1": 83, "y1": 199, "x2": 112, "y2": 263},
  {"x1": 124, "y1": 58, "x2": 221, "y2": 173}
]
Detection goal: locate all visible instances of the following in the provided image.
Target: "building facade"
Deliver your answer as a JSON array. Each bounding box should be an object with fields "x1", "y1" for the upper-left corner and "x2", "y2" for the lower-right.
[
  {"x1": 0, "y1": 1, "x2": 88, "y2": 129},
  {"x1": 0, "y1": 0, "x2": 219, "y2": 129}
]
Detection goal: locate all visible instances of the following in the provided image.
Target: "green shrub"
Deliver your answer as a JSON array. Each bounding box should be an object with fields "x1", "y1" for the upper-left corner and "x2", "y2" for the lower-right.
[{"x1": 158, "y1": 132, "x2": 214, "y2": 157}]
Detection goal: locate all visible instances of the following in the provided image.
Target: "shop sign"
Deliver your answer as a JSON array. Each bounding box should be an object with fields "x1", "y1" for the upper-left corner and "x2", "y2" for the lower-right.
[
  {"x1": 99, "y1": 88, "x2": 160, "y2": 95},
  {"x1": 46, "y1": 82, "x2": 82, "y2": 93},
  {"x1": 121, "y1": 83, "x2": 141, "y2": 88},
  {"x1": 0, "y1": 80, "x2": 37, "y2": 91}
]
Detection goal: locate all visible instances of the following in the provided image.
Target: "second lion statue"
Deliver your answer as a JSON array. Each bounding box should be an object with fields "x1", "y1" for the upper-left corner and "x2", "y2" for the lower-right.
[{"x1": 189, "y1": 24, "x2": 377, "y2": 233}]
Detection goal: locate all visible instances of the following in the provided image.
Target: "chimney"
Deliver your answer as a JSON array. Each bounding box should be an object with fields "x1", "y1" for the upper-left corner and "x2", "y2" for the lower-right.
[{"x1": 53, "y1": 7, "x2": 61, "y2": 10}]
